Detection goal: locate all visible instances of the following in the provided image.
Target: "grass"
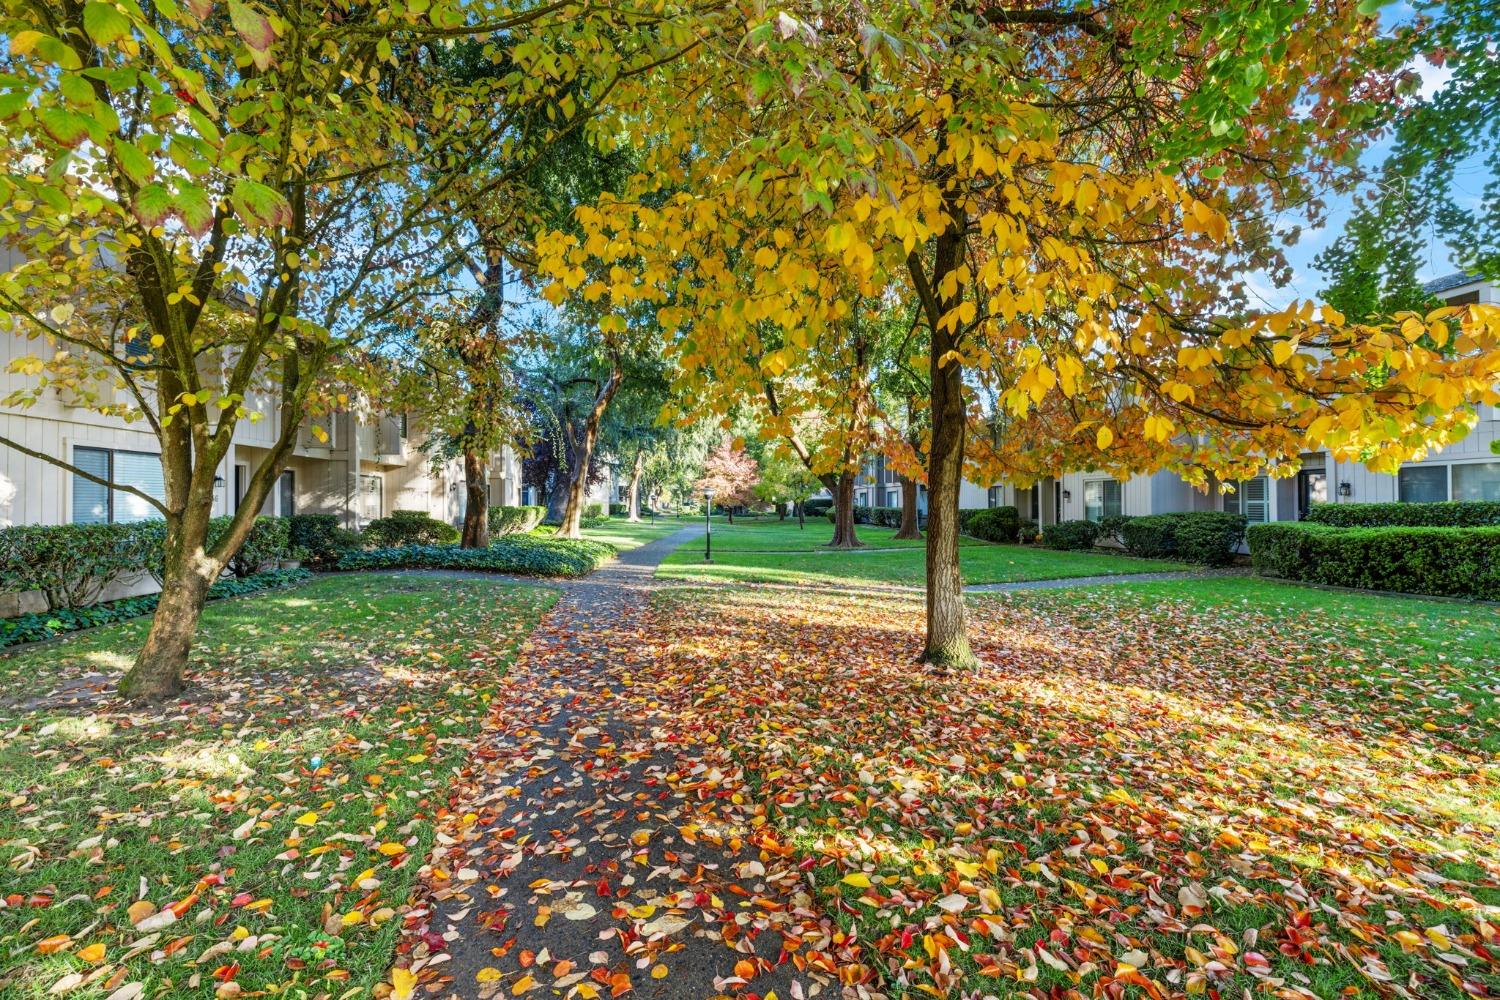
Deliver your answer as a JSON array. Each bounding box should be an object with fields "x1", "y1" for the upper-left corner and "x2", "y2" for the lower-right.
[
  {"x1": 656, "y1": 516, "x2": 1188, "y2": 586},
  {"x1": 531, "y1": 515, "x2": 688, "y2": 552},
  {"x1": 0, "y1": 573, "x2": 553, "y2": 1000},
  {"x1": 1000, "y1": 574, "x2": 1500, "y2": 752},
  {"x1": 636, "y1": 576, "x2": 1500, "y2": 998}
]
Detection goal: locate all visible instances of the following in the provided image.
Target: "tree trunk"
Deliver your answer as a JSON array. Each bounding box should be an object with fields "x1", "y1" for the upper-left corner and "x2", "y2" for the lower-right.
[
  {"x1": 461, "y1": 448, "x2": 490, "y2": 548},
  {"x1": 827, "y1": 472, "x2": 862, "y2": 548},
  {"x1": 796, "y1": 500, "x2": 805, "y2": 529},
  {"x1": 920, "y1": 239, "x2": 976, "y2": 671},
  {"x1": 558, "y1": 361, "x2": 622, "y2": 539},
  {"x1": 118, "y1": 517, "x2": 218, "y2": 699},
  {"x1": 725, "y1": 505, "x2": 733, "y2": 525},
  {"x1": 625, "y1": 450, "x2": 644, "y2": 522},
  {"x1": 778, "y1": 502, "x2": 787, "y2": 520},
  {"x1": 894, "y1": 474, "x2": 922, "y2": 540}
]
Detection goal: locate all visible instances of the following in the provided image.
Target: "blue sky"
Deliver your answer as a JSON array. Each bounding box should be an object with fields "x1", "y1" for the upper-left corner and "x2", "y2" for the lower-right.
[{"x1": 1252, "y1": 3, "x2": 1492, "y2": 308}]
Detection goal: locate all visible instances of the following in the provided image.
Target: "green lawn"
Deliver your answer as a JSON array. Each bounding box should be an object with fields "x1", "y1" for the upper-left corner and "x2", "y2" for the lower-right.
[
  {"x1": 637, "y1": 575, "x2": 1500, "y2": 998},
  {"x1": 532, "y1": 516, "x2": 688, "y2": 552},
  {"x1": 995, "y1": 574, "x2": 1500, "y2": 752},
  {"x1": 0, "y1": 574, "x2": 553, "y2": 1000},
  {"x1": 657, "y1": 516, "x2": 1187, "y2": 586}
]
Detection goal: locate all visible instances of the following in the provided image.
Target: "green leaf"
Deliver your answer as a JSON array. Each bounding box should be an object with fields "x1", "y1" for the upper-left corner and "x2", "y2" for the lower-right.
[
  {"x1": 174, "y1": 181, "x2": 215, "y2": 236},
  {"x1": 1355, "y1": 0, "x2": 1394, "y2": 14},
  {"x1": 227, "y1": 0, "x2": 275, "y2": 68},
  {"x1": 230, "y1": 177, "x2": 290, "y2": 230},
  {"x1": 38, "y1": 107, "x2": 91, "y2": 147},
  {"x1": 133, "y1": 181, "x2": 174, "y2": 227},
  {"x1": 82, "y1": 2, "x2": 132, "y2": 45},
  {"x1": 113, "y1": 140, "x2": 154, "y2": 184}
]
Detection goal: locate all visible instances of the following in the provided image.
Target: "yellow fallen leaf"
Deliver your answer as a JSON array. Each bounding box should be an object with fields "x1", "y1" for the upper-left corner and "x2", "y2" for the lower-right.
[
  {"x1": 377, "y1": 842, "x2": 406, "y2": 856},
  {"x1": 841, "y1": 873, "x2": 871, "y2": 889},
  {"x1": 294, "y1": 811, "x2": 318, "y2": 826},
  {"x1": 391, "y1": 968, "x2": 416, "y2": 1000},
  {"x1": 341, "y1": 911, "x2": 364, "y2": 926},
  {"x1": 77, "y1": 942, "x2": 106, "y2": 964},
  {"x1": 126, "y1": 900, "x2": 156, "y2": 926},
  {"x1": 35, "y1": 934, "x2": 72, "y2": 954},
  {"x1": 405, "y1": 754, "x2": 428, "y2": 763},
  {"x1": 511, "y1": 974, "x2": 534, "y2": 994},
  {"x1": 1090, "y1": 859, "x2": 1109, "y2": 875},
  {"x1": 651, "y1": 964, "x2": 668, "y2": 979},
  {"x1": 476, "y1": 967, "x2": 502, "y2": 983}
]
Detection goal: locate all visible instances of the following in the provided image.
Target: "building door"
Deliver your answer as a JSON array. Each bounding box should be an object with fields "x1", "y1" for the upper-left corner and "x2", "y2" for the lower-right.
[
  {"x1": 233, "y1": 464, "x2": 248, "y2": 510},
  {"x1": 1296, "y1": 470, "x2": 1326, "y2": 519},
  {"x1": 1054, "y1": 481, "x2": 1063, "y2": 524},
  {"x1": 278, "y1": 470, "x2": 295, "y2": 517}
]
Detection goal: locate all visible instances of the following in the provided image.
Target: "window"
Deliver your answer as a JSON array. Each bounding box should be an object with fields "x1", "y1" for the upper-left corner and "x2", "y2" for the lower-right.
[
  {"x1": 1453, "y1": 462, "x2": 1500, "y2": 502},
  {"x1": 71, "y1": 447, "x2": 165, "y2": 524},
  {"x1": 987, "y1": 486, "x2": 1003, "y2": 508},
  {"x1": 1398, "y1": 465, "x2": 1448, "y2": 503},
  {"x1": 1223, "y1": 477, "x2": 1269, "y2": 522},
  {"x1": 1083, "y1": 479, "x2": 1121, "y2": 522},
  {"x1": 278, "y1": 470, "x2": 295, "y2": 517}
]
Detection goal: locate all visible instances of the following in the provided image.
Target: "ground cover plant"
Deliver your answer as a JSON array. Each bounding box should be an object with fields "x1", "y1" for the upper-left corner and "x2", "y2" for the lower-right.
[
  {"x1": 543, "y1": 577, "x2": 1500, "y2": 998},
  {"x1": 657, "y1": 517, "x2": 1184, "y2": 586},
  {"x1": 0, "y1": 574, "x2": 554, "y2": 1000}
]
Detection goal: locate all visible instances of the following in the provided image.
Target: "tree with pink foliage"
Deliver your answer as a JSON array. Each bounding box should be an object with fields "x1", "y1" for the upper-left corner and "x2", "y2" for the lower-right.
[{"x1": 694, "y1": 440, "x2": 759, "y2": 524}]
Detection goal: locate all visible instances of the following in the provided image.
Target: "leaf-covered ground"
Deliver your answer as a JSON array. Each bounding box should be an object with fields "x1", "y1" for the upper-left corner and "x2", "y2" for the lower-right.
[
  {"x1": 0, "y1": 574, "x2": 554, "y2": 1000},
  {"x1": 657, "y1": 519, "x2": 1187, "y2": 587},
  {"x1": 488, "y1": 576, "x2": 1496, "y2": 999}
]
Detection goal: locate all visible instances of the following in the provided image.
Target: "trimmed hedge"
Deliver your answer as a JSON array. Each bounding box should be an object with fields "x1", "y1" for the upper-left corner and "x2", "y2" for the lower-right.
[
  {"x1": 289, "y1": 513, "x2": 359, "y2": 568},
  {"x1": 1121, "y1": 511, "x2": 1246, "y2": 566},
  {"x1": 1249, "y1": 521, "x2": 1500, "y2": 600},
  {"x1": 0, "y1": 568, "x2": 312, "y2": 649},
  {"x1": 488, "y1": 505, "x2": 547, "y2": 537},
  {"x1": 1305, "y1": 500, "x2": 1500, "y2": 528},
  {"x1": 965, "y1": 506, "x2": 1021, "y2": 543},
  {"x1": 804, "y1": 498, "x2": 834, "y2": 517},
  {"x1": 335, "y1": 536, "x2": 615, "y2": 578},
  {"x1": 853, "y1": 504, "x2": 904, "y2": 528},
  {"x1": 1041, "y1": 520, "x2": 1101, "y2": 550},
  {"x1": 364, "y1": 510, "x2": 460, "y2": 547},
  {"x1": 0, "y1": 522, "x2": 156, "y2": 611}
]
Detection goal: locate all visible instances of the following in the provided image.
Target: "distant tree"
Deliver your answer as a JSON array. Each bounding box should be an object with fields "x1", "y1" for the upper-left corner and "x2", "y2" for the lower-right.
[
  {"x1": 754, "y1": 448, "x2": 824, "y2": 527},
  {"x1": 1316, "y1": 182, "x2": 1440, "y2": 323},
  {"x1": 695, "y1": 440, "x2": 759, "y2": 524}
]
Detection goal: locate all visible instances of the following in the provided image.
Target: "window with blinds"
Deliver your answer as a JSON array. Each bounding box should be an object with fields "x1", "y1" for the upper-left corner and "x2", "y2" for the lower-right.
[
  {"x1": 1222, "y1": 477, "x2": 1269, "y2": 522},
  {"x1": 72, "y1": 447, "x2": 165, "y2": 524},
  {"x1": 1397, "y1": 465, "x2": 1448, "y2": 503},
  {"x1": 1083, "y1": 479, "x2": 1121, "y2": 522}
]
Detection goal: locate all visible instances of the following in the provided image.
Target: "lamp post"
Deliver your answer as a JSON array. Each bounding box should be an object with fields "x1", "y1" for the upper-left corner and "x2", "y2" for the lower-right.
[{"x1": 704, "y1": 489, "x2": 713, "y2": 562}]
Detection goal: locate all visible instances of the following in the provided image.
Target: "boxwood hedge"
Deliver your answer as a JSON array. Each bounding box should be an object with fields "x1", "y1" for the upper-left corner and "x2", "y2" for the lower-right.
[
  {"x1": 1249, "y1": 521, "x2": 1500, "y2": 600},
  {"x1": 335, "y1": 536, "x2": 615, "y2": 578},
  {"x1": 1305, "y1": 500, "x2": 1500, "y2": 528},
  {"x1": 1120, "y1": 511, "x2": 1246, "y2": 566},
  {"x1": 488, "y1": 505, "x2": 547, "y2": 537}
]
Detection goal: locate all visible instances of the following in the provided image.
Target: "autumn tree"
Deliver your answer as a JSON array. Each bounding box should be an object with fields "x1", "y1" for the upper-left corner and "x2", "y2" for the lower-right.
[
  {"x1": 754, "y1": 446, "x2": 824, "y2": 527},
  {"x1": 694, "y1": 439, "x2": 759, "y2": 524},
  {"x1": 539, "y1": 0, "x2": 1500, "y2": 671},
  {"x1": 0, "y1": 0, "x2": 702, "y2": 698}
]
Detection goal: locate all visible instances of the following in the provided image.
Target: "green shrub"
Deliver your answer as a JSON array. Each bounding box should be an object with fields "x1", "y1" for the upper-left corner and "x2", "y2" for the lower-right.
[
  {"x1": 364, "y1": 510, "x2": 459, "y2": 547},
  {"x1": 1305, "y1": 500, "x2": 1500, "y2": 528},
  {"x1": 0, "y1": 568, "x2": 311, "y2": 649},
  {"x1": 852, "y1": 504, "x2": 905, "y2": 528},
  {"x1": 289, "y1": 513, "x2": 359, "y2": 568},
  {"x1": 0, "y1": 522, "x2": 159, "y2": 611},
  {"x1": 580, "y1": 515, "x2": 609, "y2": 528},
  {"x1": 1249, "y1": 521, "x2": 1500, "y2": 599},
  {"x1": 1098, "y1": 514, "x2": 1135, "y2": 546},
  {"x1": 488, "y1": 505, "x2": 547, "y2": 537},
  {"x1": 334, "y1": 536, "x2": 614, "y2": 578},
  {"x1": 804, "y1": 498, "x2": 834, "y2": 517},
  {"x1": 1018, "y1": 517, "x2": 1038, "y2": 543},
  {"x1": 608, "y1": 503, "x2": 629, "y2": 516},
  {"x1": 1041, "y1": 519, "x2": 1101, "y2": 550},
  {"x1": 226, "y1": 515, "x2": 291, "y2": 577},
  {"x1": 584, "y1": 502, "x2": 606, "y2": 519},
  {"x1": 1121, "y1": 511, "x2": 1246, "y2": 564},
  {"x1": 965, "y1": 506, "x2": 1020, "y2": 543},
  {"x1": 827, "y1": 510, "x2": 837, "y2": 524}
]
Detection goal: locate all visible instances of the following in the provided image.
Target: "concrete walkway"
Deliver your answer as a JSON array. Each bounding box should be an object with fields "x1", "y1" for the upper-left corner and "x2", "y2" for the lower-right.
[{"x1": 405, "y1": 523, "x2": 811, "y2": 999}]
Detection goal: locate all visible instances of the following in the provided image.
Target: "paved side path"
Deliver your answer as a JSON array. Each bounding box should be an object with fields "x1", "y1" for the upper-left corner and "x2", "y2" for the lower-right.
[{"x1": 407, "y1": 526, "x2": 813, "y2": 1000}]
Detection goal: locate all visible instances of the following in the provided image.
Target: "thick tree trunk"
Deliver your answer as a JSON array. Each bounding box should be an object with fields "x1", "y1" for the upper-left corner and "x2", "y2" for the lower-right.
[
  {"x1": 894, "y1": 474, "x2": 922, "y2": 540},
  {"x1": 920, "y1": 253, "x2": 976, "y2": 671},
  {"x1": 118, "y1": 517, "x2": 218, "y2": 699},
  {"x1": 461, "y1": 448, "x2": 490, "y2": 548},
  {"x1": 827, "y1": 472, "x2": 862, "y2": 548},
  {"x1": 726, "y1": 505, "x2": 734, "y2": 525},
  {"x1": 558, "y1": 362, "x2": 622, "y2": 539},
  {"x1": 796, "y1": 500, "x2": 805, "y2": 529},
  {"x1": 625, "y1": 450, "x2": 644, "y2": 522}
]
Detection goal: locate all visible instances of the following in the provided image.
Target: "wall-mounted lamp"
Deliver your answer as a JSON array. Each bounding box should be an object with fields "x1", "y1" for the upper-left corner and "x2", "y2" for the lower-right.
[
  {"x1": 213, "y1": 475, "x2": 224, "y2": 487},
  {"x1": 1061, "y1": 489, "x2": 1072, "y2": 503},
  {"x1": 1338, "y1": 482, "x2": 1352, "y2": 498}
]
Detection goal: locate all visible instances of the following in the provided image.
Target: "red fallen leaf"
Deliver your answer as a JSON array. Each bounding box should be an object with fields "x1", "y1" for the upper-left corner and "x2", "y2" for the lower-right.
[
  {"x1": 212, "y1": 962, "x2": 240, "y2": 982},
  {"x1": 595, "y1": 879, "x2": 611, "y2": 897},
  {"x1": 230, "y1": 892, "x2": 252, "y2": 908}
]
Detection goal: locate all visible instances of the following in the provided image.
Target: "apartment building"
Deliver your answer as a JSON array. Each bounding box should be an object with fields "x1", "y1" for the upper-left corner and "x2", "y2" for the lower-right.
[
  {"x1": 0, "y1": 330, "x2": 523, "y2": 533},
  {"x1": 972, "y1": 273, "x2": 1500, "y2": 528}
]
